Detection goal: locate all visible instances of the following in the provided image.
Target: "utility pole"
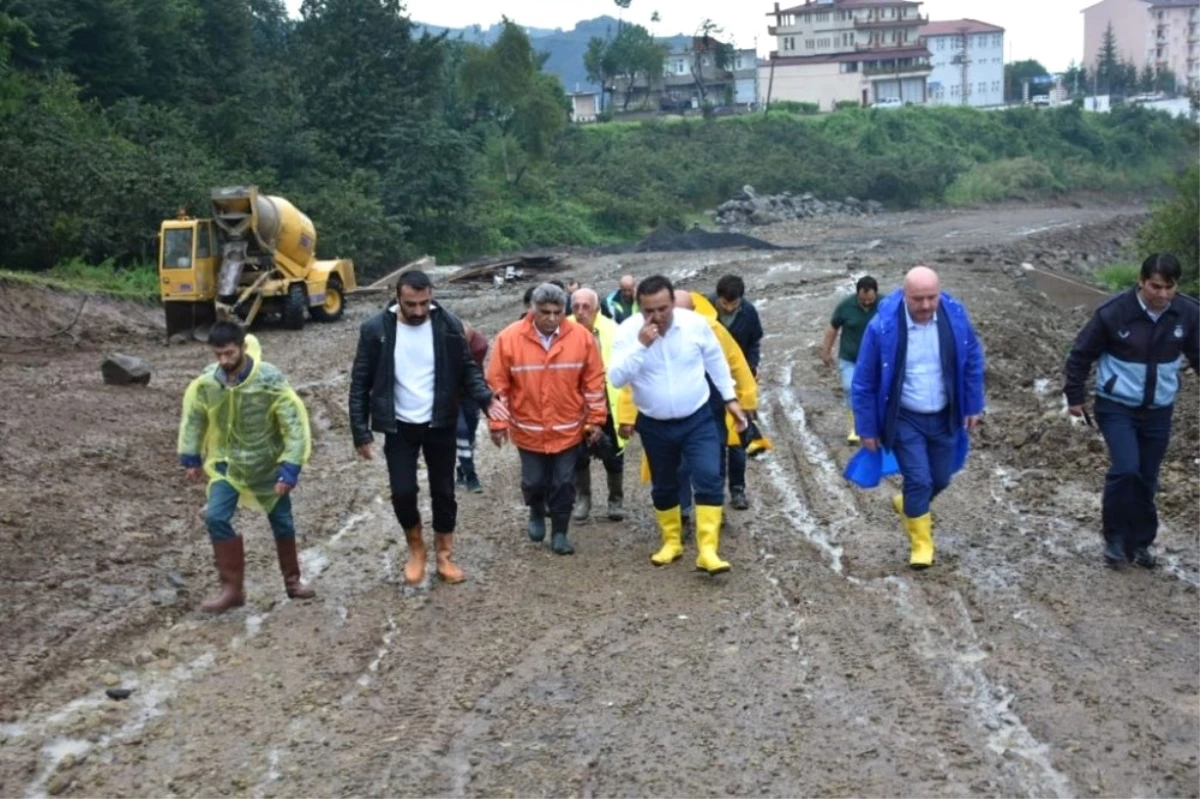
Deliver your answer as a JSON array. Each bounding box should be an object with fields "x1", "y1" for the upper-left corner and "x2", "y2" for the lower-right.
[{"x1": 958, "y1": 26, "x2": 969, "y2": 106}]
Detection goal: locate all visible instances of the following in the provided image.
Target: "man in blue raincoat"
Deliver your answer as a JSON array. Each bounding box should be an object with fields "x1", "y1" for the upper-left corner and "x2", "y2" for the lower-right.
[
  {"x1": 851, "y1": 266, "x2": 985, "y2": 569},
  {"x1": 178, "y1": 321, "x2": 314, "y2": 612}
]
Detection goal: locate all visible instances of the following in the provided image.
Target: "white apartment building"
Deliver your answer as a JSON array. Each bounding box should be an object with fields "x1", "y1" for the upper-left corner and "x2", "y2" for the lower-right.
[
  {"x1": 1083, "y1": 0, "x2": 1200, "y2": 91},
  {"x1": 762, "y1": 0, "x2": 933, "y2": 109},
  {"x1": 922, "y1": 19, "x2": 1006, "y2": 107}
]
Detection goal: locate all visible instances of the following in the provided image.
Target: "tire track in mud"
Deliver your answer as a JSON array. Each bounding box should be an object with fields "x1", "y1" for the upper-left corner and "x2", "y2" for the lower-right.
[{"x1": 753, "y1": 352, "x2": 1075, "y2": 798}]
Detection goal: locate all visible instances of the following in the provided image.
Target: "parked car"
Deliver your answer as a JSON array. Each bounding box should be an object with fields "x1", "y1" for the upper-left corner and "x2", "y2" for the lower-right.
[
  {"x1": 1031, "y1": 94, "x2": 1052, "y2": 107},
  {"x1": 872, "y1": 97, "x2": 903, "y2": 109}
]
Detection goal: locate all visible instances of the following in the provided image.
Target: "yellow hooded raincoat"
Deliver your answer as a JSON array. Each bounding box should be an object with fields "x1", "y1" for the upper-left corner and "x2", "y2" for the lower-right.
[{"x1": 177, "y1": 335, "x2": 312, "y2": 512}]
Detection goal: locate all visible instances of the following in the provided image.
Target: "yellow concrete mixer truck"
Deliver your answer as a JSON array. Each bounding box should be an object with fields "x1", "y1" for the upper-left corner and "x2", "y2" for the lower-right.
[{"x1": 158, "y1": 186, "x2": 356, "y2": 339}]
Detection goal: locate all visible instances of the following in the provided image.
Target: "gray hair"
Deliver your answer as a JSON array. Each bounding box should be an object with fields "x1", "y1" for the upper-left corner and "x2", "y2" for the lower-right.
[
  {"x1": 571, "y1": 287, "x2": 599, "y2": 307},
  {"x1": 531, "y1": 282, "x2": 567, "y2": 308}
]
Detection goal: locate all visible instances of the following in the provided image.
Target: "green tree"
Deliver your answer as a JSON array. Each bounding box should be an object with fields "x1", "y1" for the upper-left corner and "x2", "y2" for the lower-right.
[
  {"x1": 459, "y1": 19, "x2": 567, "y2": 182},
  {"x1": 1138, "y1": 63, "x2": 1156, "y2": 93},
  {"x1": 1136, "y1": 163, "x2": 1199, "y2": 292},
  {"x1": 1004, "y1": 59, "x2": 1048, "y2": 102},
  {"x1": 584, "y1": 34, "x2": 618, "y2": 110},
  {"x1": 1155, "y1": 66, "x2": 1178, "y2": 95},
  {"x1": 1062, "y1": 60, "x2": 1090, "y2": 98},
  {"x1": 609, "y1": 22, "x2": 668, "y2": 110},
  {"x1": 1095, "y1": 23, "x2": 1120, "y2": 94},
  {"x1": 690, "y1": 20, "x2": 734, "y2": 104}
]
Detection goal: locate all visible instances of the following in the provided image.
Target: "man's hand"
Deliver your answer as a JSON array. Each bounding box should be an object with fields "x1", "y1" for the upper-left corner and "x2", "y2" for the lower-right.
[
  {"x1": 965, "y1": 415, "x2": 982, "y2": 432},
  {"x1": 1067, "y1": 404, "x2": 1085, "y2": 418},
  {"x1": 820, "y1": 351, "x2": 833, "y2": 368},
  {"x1": 356, "y1": 443, "x2": 373, "y2": 460},
  {"x1": 618, "y1": 423, "x2": 635, "y2": 440},
  {"x1": 638, "y1": 322, "x2": 661, "y2": 347},
  {"x1": 185, "y1": 466, "x2": 204, "y2": 483},
  {"x1": 585, "y1": 425, "x2": 603, "y2": 445},
  {"x1": 487, "y1": 396, "x2": 511, "y2": 423},
  {"x1": 490, "y1": 429, "x2": 508, "y2": 448},
  {"x1": 726, "y1": 400, "x2": 749, "y2": 432},
  {"x1": 275, "y1": 481, "x2": 294, "y2": 497},
  {"x1": 861, "y1": 437, "x2": 879, "y2": 453}
]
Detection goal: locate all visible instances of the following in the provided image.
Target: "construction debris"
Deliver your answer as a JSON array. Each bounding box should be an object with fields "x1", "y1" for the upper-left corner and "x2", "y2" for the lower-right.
[
  {"x1": 363, "y1": 255, "x2": 436, "y2": 291},
  {"x1": 444, "y1": 253, "x2": 568, "y2": 284},
  {"x1": 633, "y1": 225, "x2": 783, "y2": 253}
]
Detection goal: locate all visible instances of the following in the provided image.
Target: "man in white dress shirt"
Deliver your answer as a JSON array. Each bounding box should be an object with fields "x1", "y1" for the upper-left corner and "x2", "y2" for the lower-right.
[{"x1": 609, "y1": 275, "x2": 748, "y2": 574}]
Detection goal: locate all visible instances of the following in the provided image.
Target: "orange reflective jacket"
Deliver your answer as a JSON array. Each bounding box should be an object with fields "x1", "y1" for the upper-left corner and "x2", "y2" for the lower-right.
[{"x1": 487, "y1": 317, "x2": 608, "y2": 454}]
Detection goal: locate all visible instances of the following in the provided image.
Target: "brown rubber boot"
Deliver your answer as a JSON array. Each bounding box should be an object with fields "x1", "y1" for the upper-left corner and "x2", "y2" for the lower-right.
[
  {"x1": 274, "y1": 537, "x2": 315, "y2": 599},
  {"x1": 434, "y1": 532, "x2": 465, "y2": 584},
  {"x1": 200, "y1": 538, "x2": 246, "y2": 613},
  {"x1": 404, "y1": 525, "x2": 427, "y2": 586}
]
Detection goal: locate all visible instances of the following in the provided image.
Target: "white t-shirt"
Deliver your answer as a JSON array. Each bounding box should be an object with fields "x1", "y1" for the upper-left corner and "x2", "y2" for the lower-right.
[{"x1": 394, "y1": 317, "x2": 435, "y2": 424}]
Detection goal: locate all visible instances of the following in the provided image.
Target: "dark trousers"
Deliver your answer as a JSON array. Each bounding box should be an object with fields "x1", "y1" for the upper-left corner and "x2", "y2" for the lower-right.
[
  {"x1": 574, "y1": 413, "x2": 625, "y2": 477},
  {"x1": 639, "y1": 405, "x2": 723, "y2": 510},
  {"x1": 384, "y1": 422, "x2": 457, "y2": 533},
  {"x1": 726, "y1": 442, "x2": 747, "y2": 490},
  {"x1": 205, "y1": 480, "x2": 296, "y2": 542},
  {"x1": 519, "y1": 447, "x2": 580, "y2": 518},
  {"x1": 456, "y1": 398, "x2": 481, "y2": 480},
  {"x1": 1095, "y1": 396, "x2": 1172, "y2": 553},
  {"x1": 893, "y1": 407, "x2": 957, "y2": 518}
]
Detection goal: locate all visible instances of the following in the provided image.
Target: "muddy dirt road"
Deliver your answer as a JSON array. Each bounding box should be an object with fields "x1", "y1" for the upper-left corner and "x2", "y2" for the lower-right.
[{"x1": 1, "y1": 202, "x2": 1196, "y2": 798}]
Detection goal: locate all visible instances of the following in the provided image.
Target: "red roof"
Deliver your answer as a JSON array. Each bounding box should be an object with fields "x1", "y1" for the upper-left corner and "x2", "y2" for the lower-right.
[{"x1": 920, "y1": 18, "x2": 1005, "y2": 37}]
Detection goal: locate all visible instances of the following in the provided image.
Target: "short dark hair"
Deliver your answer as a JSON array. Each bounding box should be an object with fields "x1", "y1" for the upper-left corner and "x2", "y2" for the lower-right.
[
  {"x1": 856, "y1": 276, "x2": 879, "y2": 294},
  {"x1": 716, "y1": 274, "x2": 745, "y2": 301},
  {"x1": 637, "y1": 275, "x2": 674, "y2": 300},
  {"x1": 1140, "y1": 253, "x2": 1182, "y2": 284},
  {"x1": 208, "y1": 320, "x2": 246, "y2": 348},
  {"x1": 398, "y1": 270, "x2": 433, "y2": 292},
  {"x1": 549, "y1": 279, "x2": 566, "y2": 290},
  {"x1": 523, "y1": 285, "x2": 536, "y2": 306}
]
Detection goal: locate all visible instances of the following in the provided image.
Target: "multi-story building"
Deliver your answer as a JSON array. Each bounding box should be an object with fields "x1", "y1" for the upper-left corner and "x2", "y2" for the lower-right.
[
  {"x1": 921, "y1": 19, "x2": 1005, "y2": 107},
  {"x1": 1082, "y1": 0, "x2": 1200, "y2": 91},
  {"x1": 610, "y1": 40, "x2": 758, "y2": 111},
  {"x1": 762, "y1": 0, "x2": 933, "y2": 109}
]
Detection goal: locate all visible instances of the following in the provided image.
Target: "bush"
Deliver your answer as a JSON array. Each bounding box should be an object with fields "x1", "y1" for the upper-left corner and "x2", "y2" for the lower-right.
[
  {"x1": 1095, "y1": 263, "x2": 1140, "y2": 291},
  {"x1": 0, "y1": 257, "x2": 160, "y2": 302},
  {"x1": 944, "y1": 157, "x2": 1064, "y2": 205},
  {"x1": 771, "y1": 100, "x2": 820, "y2": 115},
  {"x1": 1136, "y1": 163, "x2": 1199, "y2": 293},
  {"x1": 834, "y1": 100, "x2": 861, "y2": 111}
]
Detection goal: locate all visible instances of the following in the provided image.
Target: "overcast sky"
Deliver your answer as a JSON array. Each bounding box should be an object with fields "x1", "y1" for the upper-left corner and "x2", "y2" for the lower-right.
[{"x1": 283, "y1": 1, "x2": 1085, "y2": 72}]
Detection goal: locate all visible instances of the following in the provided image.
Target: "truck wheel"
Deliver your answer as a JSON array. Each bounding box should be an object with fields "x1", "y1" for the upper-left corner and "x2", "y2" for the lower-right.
[
  {"x1": 310, "y1": 276, "x2": 344, "y2": 322},
  {"x1": 283, "y1": 282, "x2": 306, "y2": 330}
]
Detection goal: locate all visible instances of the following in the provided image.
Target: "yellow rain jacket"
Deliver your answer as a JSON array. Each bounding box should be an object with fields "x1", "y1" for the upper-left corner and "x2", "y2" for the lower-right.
[
  {"x1": 567, "y1": 312, "x2": 628, "y2": 452},
  {"x1": 617, "y1": 293, "x2": 758, "y2": 483},
  {"x1": 177, "y1": 335, "x2": 312, "y2": 512}
]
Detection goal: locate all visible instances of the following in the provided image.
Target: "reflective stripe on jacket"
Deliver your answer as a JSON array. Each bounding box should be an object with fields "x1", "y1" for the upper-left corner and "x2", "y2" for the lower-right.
[{"x1": 487, "y1": 316, "x2": 608, "y2": 454}]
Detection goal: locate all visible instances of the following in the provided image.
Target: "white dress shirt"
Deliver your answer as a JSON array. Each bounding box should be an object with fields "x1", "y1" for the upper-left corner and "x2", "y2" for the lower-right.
[
  {"x1": 899, "y1": 306, "x2": 948, "y2": 413},
  {"x1": 609, "y1": 308, "x2": 735, "y2": 420}
]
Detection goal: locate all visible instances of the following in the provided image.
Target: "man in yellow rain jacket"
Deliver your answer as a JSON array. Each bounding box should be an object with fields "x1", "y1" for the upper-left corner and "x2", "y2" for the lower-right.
[
  {"x1": 569, "y1": 287, "x2": 629, "y2": 522},
  {"x1": 178, "y1": 322, "x2": 314, "y2": 613},
  {"x1": 616, "y1": 291, "x2": 759, "y2": 528}
]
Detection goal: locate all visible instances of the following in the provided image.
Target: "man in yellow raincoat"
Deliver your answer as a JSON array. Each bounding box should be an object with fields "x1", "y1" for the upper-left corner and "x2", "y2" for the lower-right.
[{"x1": 178, "y1": 321, "x2": 314, "y2": 613}]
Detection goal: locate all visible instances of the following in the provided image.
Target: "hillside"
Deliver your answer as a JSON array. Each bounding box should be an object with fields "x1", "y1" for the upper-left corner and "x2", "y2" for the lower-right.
[{"x1": 415, "y1": 15, "x2": 692, "y2": 95}]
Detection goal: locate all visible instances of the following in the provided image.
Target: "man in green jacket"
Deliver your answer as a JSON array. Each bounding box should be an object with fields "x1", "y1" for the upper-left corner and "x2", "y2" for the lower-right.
[
  {"x1": 821, "y1": 276, "x2": 879, "y2": 443},
  {"x1": 178, "y1": 321, "x2": 314, "y2": 613}
]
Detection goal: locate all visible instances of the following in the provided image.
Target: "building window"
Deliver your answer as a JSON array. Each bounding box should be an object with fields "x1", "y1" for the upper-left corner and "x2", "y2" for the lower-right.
[
  {"x1": 806, "y1": 39, "x2": 815, "y2": 49},
  {"x1": 978, "y1": 81, "x2": 986, "y2": 94},
  {"x1": 937, "y1": 37, "x2": 945, "y2": 50},
  {"x1": 843, "y1": 61, "x2": 859, "y2": 73}
]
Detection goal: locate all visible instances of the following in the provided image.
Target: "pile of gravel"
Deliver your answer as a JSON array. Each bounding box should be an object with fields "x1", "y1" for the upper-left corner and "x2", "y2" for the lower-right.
[{"x1": 714, "y1": 185, "x2": 883, "y2": 227}]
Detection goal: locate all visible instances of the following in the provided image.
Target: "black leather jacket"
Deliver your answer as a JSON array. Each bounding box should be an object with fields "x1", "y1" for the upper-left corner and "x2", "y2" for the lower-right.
[{"x1": 349, "y1": 302, "x2": 492, "y2": 445}]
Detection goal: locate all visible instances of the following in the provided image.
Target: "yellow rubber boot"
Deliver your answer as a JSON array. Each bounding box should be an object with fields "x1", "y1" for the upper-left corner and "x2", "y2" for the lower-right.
[
  {"x1": 694, "y1": 505, "x2": 731, "y2": 574},
  {"x1": 847, "y1": 411, "x2": 860, "y2": 444},
  {"x1": 892, "y1": 494, "x2": 904, "y2": 515},
  {"x1": 651, "y1": 507, "x2": 685, "y2": 566},
  {"x1": 906, "y1": 512, "x2": 934, "y2": 570}
]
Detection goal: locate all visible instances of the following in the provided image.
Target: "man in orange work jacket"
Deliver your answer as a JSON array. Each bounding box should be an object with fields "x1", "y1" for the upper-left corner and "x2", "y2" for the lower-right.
[{"x1": 487, "y1": 283, "x2": 608, "y2": 555}]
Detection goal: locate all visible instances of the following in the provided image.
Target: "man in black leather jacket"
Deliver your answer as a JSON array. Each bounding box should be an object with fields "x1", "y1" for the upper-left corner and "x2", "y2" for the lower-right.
[{"x1": 349, "y1": 271, "x2": 495, "y2": 587}]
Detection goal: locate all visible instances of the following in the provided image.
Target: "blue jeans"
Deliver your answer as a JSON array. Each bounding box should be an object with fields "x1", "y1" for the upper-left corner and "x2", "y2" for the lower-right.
[
  {"x1": 893, "y1": 407, "x2": 957, "y2": 518},
  {"x1": 205, "y1": 479, "x2": 296, "y2": 542},
  {"x1": 1094, "y1": 397, "x2": 1172, "y2": 552},
  {"x1": 639, "y1": 405, "x2": 723, "y2": 510},
  {"x1": 839, "y1": 359, "x2": 856, "y2": 409}
]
